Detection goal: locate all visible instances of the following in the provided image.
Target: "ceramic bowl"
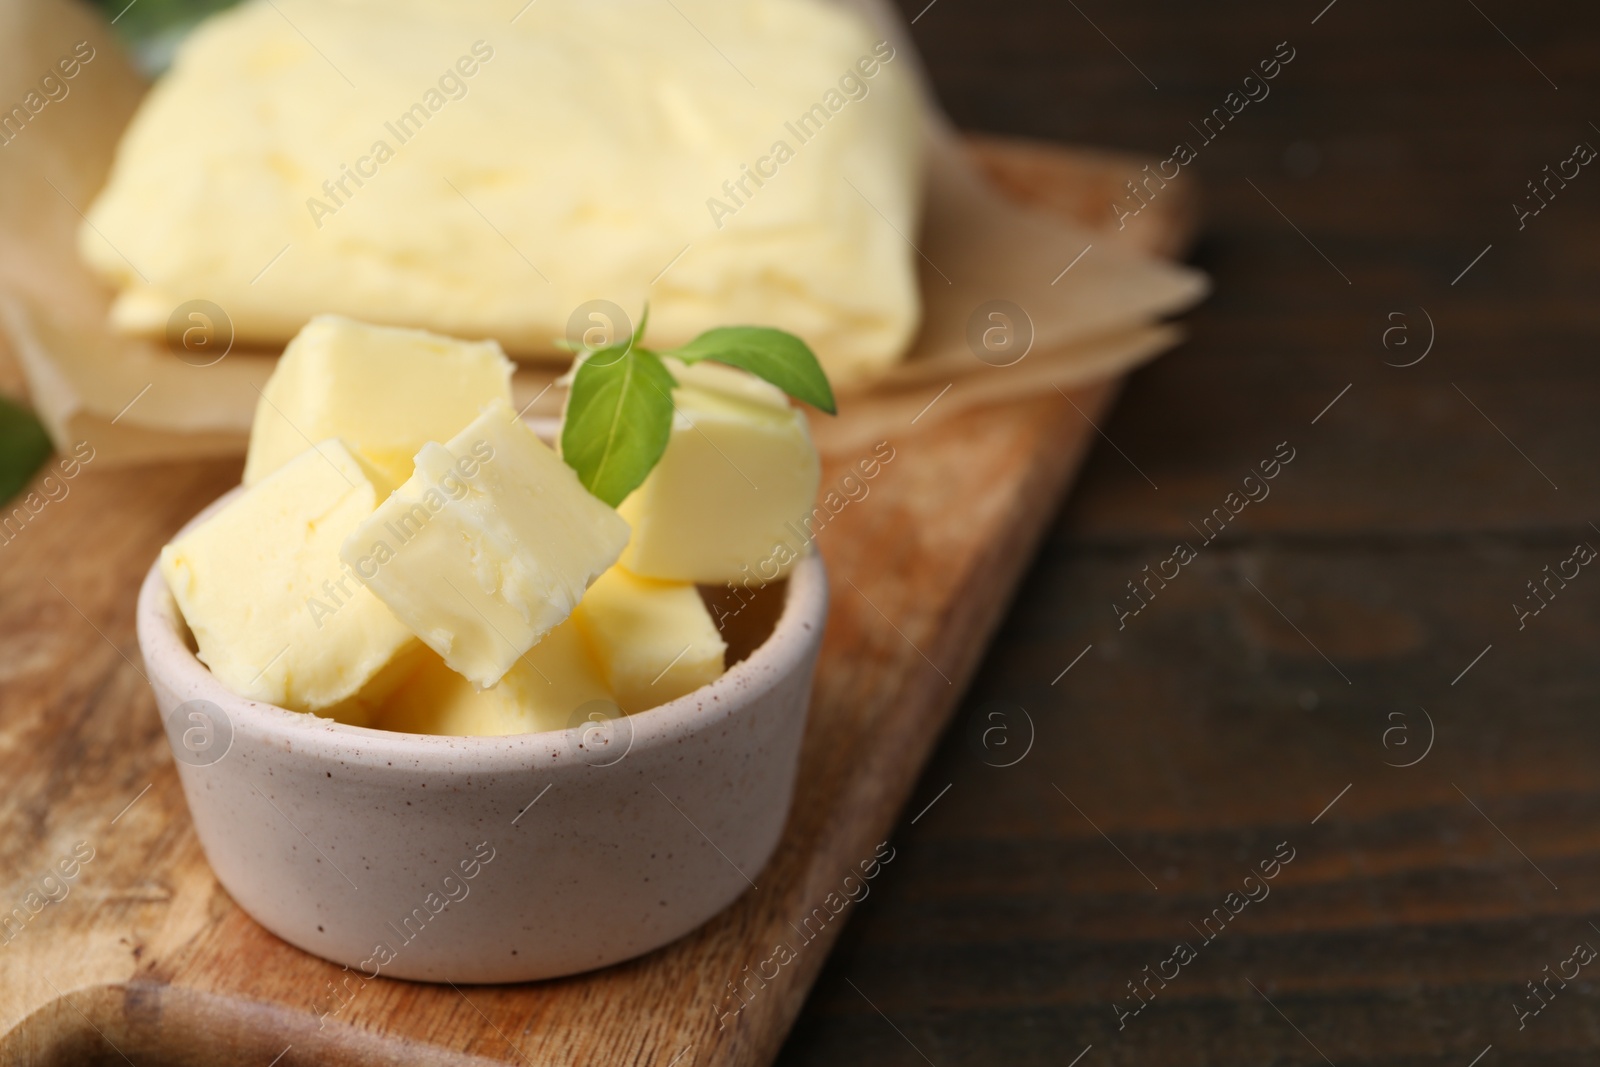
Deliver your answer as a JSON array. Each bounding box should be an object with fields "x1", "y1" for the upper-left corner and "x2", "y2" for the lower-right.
[{"x1": 135, "y1": 491, "x2": 827, "y2": 983}]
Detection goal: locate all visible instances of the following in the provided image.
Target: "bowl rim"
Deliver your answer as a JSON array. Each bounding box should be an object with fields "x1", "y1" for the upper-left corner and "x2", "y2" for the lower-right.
[{"x1": 136, "y1": 486, "x2": 828, "y2": 772}]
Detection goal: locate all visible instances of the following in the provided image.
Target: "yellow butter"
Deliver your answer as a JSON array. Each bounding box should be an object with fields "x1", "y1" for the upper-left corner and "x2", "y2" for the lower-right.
[
  {"x1": 315, "y1": 642, "x2": 432, "y2": 728},
  {"x1": 574, "y1": 566, "x2": 726, "y2": 713},
  {"x1": 79, "y1": 0, "x2": 924, "y2": 384},
  {"x1": 243, "y1": 315, "x2": 513, "y2": 492},
  {"x1": 160, "y1": 440, "x2": 415, "y2": 713},
  {"x1": 374, "y1": 620, "x2": 614, "y2": 737},
  {"x1": 342, "y1": 399, "x2": 630, "y2": 688},
  {"x1": 616, "y1": 361, "x2": 819, "y2": 584}
]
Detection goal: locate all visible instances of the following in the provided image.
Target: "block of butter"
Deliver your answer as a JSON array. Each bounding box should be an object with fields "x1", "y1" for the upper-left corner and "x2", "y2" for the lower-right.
[
  {"x1": 374, "y1": 620, "x2": 613, "y2": 737},
  {"x1": 160, "y1": 439, "x2": 415, "y2": 713},
  {"x1": 244, "y1": 315, "x2": 513, "y2": 492},
  {"x1": 79, "y1": 0, "x2": 925, "y2": 385},
  {"x1": 617, "y1": 360, "x2": 819, "y2": 584},
  {"x1": 574, "y1": 566, "x2": 726, "y2": 713},
  {"x1": 342, "y1": 399, "x2": 630, "y2": 688}
]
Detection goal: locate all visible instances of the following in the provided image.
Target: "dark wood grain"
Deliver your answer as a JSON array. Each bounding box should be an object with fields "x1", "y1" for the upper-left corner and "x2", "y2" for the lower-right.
[{"x1": 779, "y1": 2, "x2": 1600, "y2": 1065}]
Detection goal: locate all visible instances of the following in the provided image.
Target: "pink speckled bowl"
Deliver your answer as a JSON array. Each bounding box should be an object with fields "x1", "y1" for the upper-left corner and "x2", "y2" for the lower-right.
[{"x1": 135, "y1": 493, "x2": 827, "y2": 983}]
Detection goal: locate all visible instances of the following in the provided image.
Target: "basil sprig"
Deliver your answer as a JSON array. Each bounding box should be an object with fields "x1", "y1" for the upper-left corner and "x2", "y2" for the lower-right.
[{"x1": 559, "y1": 311, "x2": 835, "y2": 507}]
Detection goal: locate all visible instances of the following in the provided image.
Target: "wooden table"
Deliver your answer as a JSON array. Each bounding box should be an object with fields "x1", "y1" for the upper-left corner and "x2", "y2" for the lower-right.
[{"x1": 779, "y1": 1, "x2": 1600, "y2": 1065}]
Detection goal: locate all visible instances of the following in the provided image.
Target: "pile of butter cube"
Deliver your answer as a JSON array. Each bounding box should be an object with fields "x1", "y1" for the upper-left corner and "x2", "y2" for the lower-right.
[{"x1": 160, "y1": 316, "x2": 821, "y2": 736}]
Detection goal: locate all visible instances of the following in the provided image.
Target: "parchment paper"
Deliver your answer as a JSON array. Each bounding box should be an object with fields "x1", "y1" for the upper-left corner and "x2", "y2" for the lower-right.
[{"x1": 0, "y1": 0, "x2": 1206, "y2": 467}]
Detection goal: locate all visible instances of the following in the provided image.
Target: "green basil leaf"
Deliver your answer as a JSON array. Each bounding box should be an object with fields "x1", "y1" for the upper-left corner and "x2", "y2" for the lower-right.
[
  {"x1": 0, "y1": 396, "x2": 53, "y2": 508},
  {"x1": 664, "y1": 326, "x2": 837, "y2": 415},
  {"x1": 559, "y1": 346, "x2": 677, "y2": 507}
]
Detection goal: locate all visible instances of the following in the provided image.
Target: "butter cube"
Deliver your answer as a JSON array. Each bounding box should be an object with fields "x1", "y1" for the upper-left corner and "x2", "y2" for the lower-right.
[
  {"x1": 574, "y1": 566, "x2": 726, "y2": 712},
  {"x1": 243, "y1": 315, "x2": 513, "y2": 492},
  {"x1": 160, "y1": 440, "x2": 415, "y2": 713},
  {"x1": 318, "y1": 643, "x2": 431, "y2": 728},
  {"x1": 374, "y1": 620, "x2": 613, "y2": 737},
  {"x1": 342, "y1": 399, "x2": 630, "y2": 688},
  {"x1": 616, "y1": 361, "x2": 820, "y2": 584}
]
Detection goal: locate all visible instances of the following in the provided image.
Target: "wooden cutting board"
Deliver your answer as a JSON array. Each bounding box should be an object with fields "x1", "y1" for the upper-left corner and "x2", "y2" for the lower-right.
[{"x1": 0, "y1": 138, "x2": 1196, "y2": 1066}]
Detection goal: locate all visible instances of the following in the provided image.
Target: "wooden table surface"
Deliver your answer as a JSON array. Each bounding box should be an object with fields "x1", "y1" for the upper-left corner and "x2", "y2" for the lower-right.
[{"x1": 779, "y1": 2, "x2": 1600, "y2": 1065}]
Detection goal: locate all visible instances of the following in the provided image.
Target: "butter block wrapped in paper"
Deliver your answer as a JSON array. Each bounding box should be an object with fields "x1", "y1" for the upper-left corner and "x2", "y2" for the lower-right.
[{"x1": 76, "y1": 0, "x2": 926, "y2": 386}]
